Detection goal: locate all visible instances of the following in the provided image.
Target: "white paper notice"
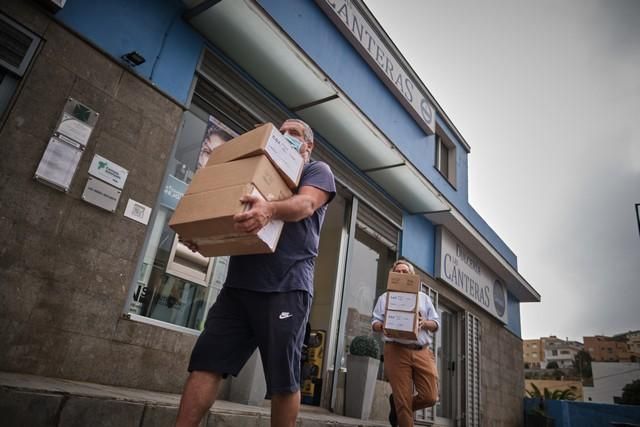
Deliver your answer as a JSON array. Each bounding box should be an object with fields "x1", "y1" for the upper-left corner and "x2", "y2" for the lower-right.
[
  {"x1": 34, "y1": 137, "x2": 83, "y2": 191},
  {"x1": 57, "y1": 112, "x2": 93, "y2": 147},
  {"x1": 384, "y1": 310, "x2": 416, "y2": 332},
  {"x1": 124, "y1": 199, "x2": 152, "y2": 225},
  {"x1": 387, "y1": 292, "x2": 417, "y2": 311}
]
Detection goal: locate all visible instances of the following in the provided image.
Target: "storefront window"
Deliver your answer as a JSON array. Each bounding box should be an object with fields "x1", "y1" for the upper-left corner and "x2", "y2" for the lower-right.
[
  {"x1": 333, "y1": 222, "x2": 396, "y2": 410},
  {"x1": 126, "y1": 102, "x2": 244, "y2": 331},
  {"x1": 343, "y1": 228, "x2": 395, "y2": 353}
]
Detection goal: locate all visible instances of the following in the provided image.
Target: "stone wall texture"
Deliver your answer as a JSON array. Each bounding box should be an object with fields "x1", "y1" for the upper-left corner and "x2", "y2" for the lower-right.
[{"x1": 0, "y1": 0, "x2": 195, "y2": 393}]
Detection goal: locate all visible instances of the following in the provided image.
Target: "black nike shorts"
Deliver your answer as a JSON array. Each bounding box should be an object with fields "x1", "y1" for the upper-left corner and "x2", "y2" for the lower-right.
[{"x1": 188, "y1": 287, "x2": 311, "y2": 396}]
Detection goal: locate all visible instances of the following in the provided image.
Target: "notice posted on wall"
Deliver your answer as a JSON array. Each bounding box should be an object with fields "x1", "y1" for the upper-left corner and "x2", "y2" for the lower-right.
[
  {"x1": 124, "y1": 198, "x2": 152, "y2": 225},
  {"x1": 34, "y1": 137, "x2": 83, "y2": 191}
]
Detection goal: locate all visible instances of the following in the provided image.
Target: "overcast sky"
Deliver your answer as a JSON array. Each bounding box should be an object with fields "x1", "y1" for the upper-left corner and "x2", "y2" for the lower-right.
[{"x1": 364, "y1": 0, "x2": 640, "y2": 341}]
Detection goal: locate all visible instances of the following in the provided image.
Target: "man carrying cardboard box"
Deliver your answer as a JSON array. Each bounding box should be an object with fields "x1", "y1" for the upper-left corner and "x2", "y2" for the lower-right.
[
  {"x1": 371, "y1": 260, "x2": 440, "y2": 427},
  {"x1": 175, "y1": 119, "x2": 336, "y2": 427}
]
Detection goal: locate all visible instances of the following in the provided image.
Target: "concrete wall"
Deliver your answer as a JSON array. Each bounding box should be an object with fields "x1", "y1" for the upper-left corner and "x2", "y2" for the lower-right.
[
  {"x1": 585, "y1": 362, "x2": 640, "y2": 404},
  {"x1": 0, "y1": 1, "x2": 193, "y2": 393}
]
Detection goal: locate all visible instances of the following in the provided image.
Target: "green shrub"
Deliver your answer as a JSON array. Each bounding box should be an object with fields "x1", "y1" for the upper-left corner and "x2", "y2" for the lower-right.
[{"x1": 349, "y1": 335, "x2": 380, "y2": 359}]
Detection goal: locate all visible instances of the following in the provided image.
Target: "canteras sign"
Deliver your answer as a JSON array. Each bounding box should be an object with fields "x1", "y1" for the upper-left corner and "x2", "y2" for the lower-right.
[
  {"x1": 435, "y1": 227, "x2": 508, "y2": 323},
  {"x1": 316, "y1": 0, "x2": 436, "y2": 135}
]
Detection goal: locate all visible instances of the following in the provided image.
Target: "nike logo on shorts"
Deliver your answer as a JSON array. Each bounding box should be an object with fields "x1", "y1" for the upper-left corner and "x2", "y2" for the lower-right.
[{"x1": 279, "y1": 312, "x2": 293, "y2": 320}]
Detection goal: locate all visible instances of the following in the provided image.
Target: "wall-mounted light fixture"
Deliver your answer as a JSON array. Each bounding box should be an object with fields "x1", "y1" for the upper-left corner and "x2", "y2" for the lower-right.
[{"x1": 121, "y1": 51, "x2": 146, "y2": 67}]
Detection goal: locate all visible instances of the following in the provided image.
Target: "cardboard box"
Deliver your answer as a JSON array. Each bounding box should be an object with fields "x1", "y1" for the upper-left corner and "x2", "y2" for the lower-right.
[
  {"x1": 384, "y1": 271, "x2": 422, "y2": 340},
  {"x1": 384, "y1": 310, "x2": 419, "y2": 341},
  {"x1": 193, "y1": 219, "x2": 283, "y2": 257},
  {"x1": 168, "y1": 184, "x2": 284, "y2": 256},
  {"x1": 186, "y1": 155, "x2": 292, "y2": 201},
  {"x1": 386, "y1": 272, "x2": 421, "y2": 293},
  {"x1": 207, "y1": 123, "x2": 304, "y2": 189}
]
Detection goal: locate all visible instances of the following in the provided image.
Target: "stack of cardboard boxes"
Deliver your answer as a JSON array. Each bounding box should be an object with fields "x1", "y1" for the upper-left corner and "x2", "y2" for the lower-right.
[
  {"x1": 169, "y1": 123, "x2": 304, "y2": 257},
  {"x1": 384, "y1": 272, "x2": 423, "y2": 341}
]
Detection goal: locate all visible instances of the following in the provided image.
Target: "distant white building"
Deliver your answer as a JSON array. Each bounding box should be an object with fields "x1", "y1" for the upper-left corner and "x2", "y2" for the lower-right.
[
  {"x1": 543, "y1": 337, "x2": 583, "y2": 369},
  {"x1": 583, "y1": 362, "x2": 640, "y2": 403}
]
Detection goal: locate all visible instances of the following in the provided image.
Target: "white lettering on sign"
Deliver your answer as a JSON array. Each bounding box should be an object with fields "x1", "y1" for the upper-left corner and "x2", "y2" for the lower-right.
[
  {"x1": 316, "y1": 0, "x2": 436, "y2": 134},
  {"x1": 435, "y1": 227, "x2": 508, "y2": 323}
]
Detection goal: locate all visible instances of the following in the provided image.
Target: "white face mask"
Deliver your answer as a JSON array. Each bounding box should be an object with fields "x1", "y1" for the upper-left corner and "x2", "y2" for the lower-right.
[{"x1": 283, "y1": 132, "x2": 304, "y2": 152}]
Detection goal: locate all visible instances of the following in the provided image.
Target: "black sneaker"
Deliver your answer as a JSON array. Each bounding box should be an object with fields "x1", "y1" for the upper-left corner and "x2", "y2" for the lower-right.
[{"x1": 388, "y1": 394, "x2": 398, "y2": 427}]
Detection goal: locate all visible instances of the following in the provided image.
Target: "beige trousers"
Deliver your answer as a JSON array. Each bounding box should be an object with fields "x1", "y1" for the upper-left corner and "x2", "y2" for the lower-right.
[{"x1": 384, "y1": 342, "x2": 439, "y2": 427}]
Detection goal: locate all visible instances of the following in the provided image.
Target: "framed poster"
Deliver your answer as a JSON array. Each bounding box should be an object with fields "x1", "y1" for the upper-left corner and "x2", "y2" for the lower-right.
[{"x1": 196, "y1": 115, "x2": 238, "y2": 170}]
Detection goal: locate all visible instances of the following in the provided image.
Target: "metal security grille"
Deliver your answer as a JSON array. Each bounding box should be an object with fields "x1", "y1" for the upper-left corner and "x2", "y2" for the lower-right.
[
  {"x1": 465, "y1": 312, "x2": 481, "y2": 427},
  {"x1": 0, "y1": 13, "x2": 40, "y2": 76},
  {"x1": 356, "y1": 202, "x2": 399, "y2": 250}
]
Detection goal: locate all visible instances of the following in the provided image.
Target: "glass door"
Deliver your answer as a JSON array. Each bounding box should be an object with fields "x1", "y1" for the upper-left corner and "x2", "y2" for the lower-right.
[
  {"x1": 435, "y1": 304, "x2": 459, "y2": 425},
  {"x1": 330, "y1": 199, "x2": 397, "y2": 413}
]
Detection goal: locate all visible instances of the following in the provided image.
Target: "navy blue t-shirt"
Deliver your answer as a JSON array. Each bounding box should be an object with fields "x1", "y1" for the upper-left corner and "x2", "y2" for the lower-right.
[{"x1": 224, "y1": 161, "x2": 336, "y2": 295}]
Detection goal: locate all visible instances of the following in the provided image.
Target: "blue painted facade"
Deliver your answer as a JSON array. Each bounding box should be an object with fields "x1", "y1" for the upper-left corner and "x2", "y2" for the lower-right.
[
  {"x1": 55, "y1": 0, "x2": 525, "y2": 334},
  {"x1": 56, "y1": 0, "x2": 203, "y2": 104},
  {"x1": 401, "y1": 214, "x2": 436, "y2": 277},
  {"x1": 255, "y1": 0, "x2": 518, "y2": 269}
]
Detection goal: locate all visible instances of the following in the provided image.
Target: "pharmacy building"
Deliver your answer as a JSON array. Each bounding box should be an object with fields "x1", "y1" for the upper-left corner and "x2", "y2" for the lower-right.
[{"x1": 0, "y1": 1, "x2": 540, "y2": 426}]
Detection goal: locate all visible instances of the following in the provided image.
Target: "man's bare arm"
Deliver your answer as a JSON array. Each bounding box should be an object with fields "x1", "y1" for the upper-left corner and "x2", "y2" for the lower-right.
[{"x1": 233, "y1": 186, "x2": 330, "y2": 233}]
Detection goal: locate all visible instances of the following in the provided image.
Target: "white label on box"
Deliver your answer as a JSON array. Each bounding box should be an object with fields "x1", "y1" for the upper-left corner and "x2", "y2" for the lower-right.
[
  {"x1": 257, "y1": 219, "x2": 284, "y2": 250},
  {"x1": 266, "y1": 127, "x2": 304, "y2": 185},
  {"x1": 384, "y1": 310, "x2": 416, "y2": 332},
  {"x1": 387, "y1": 292, "x2": 417, "y2": 311},
  {"x1": 248, "y1": 187, "x2": 283, "y2": 249}
]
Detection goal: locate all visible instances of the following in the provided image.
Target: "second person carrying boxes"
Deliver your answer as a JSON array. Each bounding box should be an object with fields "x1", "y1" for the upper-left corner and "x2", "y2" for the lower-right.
[
  {"x1": 384, "y1": 271, "x2": 423, "y2": 341},
  {"x1": 169, "y1": 123, "x2": 304, "y2": 257}
]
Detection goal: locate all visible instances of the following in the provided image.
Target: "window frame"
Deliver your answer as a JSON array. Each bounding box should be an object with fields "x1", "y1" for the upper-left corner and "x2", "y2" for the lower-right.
[
  {"x1": 0, "y1": 13, "x2": 40, "y2": 76},
  {"x1": 434, "y1": 130, "x2": 457, "y2": 188},
  {"x1": 0, "y1": 13, "x2": 41, "y2": 119}
]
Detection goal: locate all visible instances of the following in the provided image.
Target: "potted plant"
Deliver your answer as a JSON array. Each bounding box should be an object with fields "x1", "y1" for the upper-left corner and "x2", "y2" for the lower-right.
[{"x1": 345, "y1": 335, "x2": 380, "y2": 419}]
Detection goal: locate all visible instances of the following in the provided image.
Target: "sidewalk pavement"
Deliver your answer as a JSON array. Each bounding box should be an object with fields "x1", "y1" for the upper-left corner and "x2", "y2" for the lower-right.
[{"x1": 0, "y1": 371, "x2": 387, "y2": 427}]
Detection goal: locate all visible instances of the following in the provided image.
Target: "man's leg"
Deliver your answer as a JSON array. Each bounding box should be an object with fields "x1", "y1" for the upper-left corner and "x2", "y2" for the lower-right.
[
  {"x1": 270, "y1": 391, "x2": 301, "y2": 427},
  {"x1": 180, "y1": 288, "x2": 257, "y2": 426},
  {"x1": 412, "y1": 348, "x2": 438, "y2": 410},
  {"x1": 175, "y1": 370, "x2": 223, "y2": 427},
  {"x1": 384, "y1": 343, "x2": 415, "y2": 427},
  {"x1": 251, "y1": 291, "x2": 310, "y2": 427}
]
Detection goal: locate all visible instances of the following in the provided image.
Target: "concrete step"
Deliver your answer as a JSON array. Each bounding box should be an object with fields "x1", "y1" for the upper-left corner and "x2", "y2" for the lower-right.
[{"x1": 0, "y1": 372, "x2": 387, "y2": 427}]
